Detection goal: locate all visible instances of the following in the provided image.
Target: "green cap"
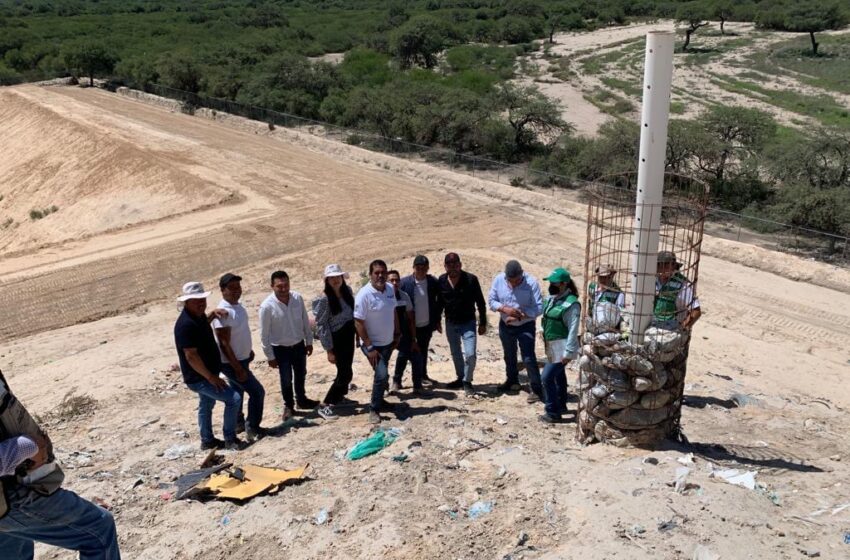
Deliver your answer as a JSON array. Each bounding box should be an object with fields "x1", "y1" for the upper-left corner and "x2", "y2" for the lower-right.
[{"x1": 544, "y1": 267, "x2": 571, "y2": 283}]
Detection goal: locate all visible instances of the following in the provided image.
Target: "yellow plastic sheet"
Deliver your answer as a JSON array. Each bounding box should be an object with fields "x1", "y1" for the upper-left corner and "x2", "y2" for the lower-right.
[{"x1": 198, "y1": 464, "x2": 308, "y2": 500}]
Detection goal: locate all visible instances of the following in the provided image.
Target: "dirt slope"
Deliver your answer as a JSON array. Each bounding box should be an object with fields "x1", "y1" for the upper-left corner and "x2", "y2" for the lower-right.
[
  {"x1": 1, "y1": 84, "x2": 849, "y2": 559},
  {"x1": 0, "y1": 88, "x2": 235, "y2": 257}
]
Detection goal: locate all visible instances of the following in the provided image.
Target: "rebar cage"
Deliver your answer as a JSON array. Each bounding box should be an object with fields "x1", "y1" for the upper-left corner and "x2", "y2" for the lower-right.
[{"x1": 577, "y1": 173, "x2": 709, "y2": 446}]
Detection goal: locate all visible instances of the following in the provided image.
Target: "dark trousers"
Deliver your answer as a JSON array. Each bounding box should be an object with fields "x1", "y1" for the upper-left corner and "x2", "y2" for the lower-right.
[
  {"x1": 324, "y1": 320, "x2": 355, "y2": 405},
  {"x1": 221, "y1": 358, "x2": 266, "y2": 431},
  {"x1": 272, "y1": 342, "x2": 308, "y2": 408},
  {"x1": 393, "y1": 326, "x2": 432, "y2": 387},
  {"x1": 498, "y1": 320, "x2": 542, "y2": 396},
  {"x1": 541, "y1": 361, "x2": 568, "y2": 418}
]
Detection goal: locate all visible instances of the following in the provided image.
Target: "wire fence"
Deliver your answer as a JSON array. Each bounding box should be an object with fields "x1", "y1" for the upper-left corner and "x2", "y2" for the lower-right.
[{"x1": 108, "y1": 80, "x2": 849, "y2": 265}]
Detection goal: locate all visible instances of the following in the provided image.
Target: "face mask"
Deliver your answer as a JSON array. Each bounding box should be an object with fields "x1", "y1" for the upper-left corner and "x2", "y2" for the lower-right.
[{"x1": 548, "y1": 283, "x2": 561, "y2": 295}]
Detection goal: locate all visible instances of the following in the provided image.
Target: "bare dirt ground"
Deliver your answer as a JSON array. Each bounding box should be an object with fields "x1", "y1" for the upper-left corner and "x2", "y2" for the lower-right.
[{"x1": 2, "y1": 82, "x2": 850, "y2": 560}]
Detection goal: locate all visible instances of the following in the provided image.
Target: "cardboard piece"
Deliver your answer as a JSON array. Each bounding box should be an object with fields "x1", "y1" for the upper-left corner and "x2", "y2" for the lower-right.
[{"x1": 196, "y1": 464, "x2": 308, "y2": 501}]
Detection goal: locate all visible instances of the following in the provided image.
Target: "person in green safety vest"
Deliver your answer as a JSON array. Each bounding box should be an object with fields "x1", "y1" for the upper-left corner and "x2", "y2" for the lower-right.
[
  {"x1": 587, "y1": 263, "x2": 625, "y2": 316},
  {"x1": 654, "y1": 251, "x2": 701, "y2": 330},
  {"x1": 539, "y1": 267, "x2": 581, "y2": 423}
]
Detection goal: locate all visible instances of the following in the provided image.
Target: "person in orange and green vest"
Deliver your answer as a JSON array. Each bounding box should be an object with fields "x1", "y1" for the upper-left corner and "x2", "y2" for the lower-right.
[
  {"x1": 539, "y1": 267, "x2": 581, "y2": 423},
  {"x1": 654, "y1": 251, "x2": 701, "y2": 330}
]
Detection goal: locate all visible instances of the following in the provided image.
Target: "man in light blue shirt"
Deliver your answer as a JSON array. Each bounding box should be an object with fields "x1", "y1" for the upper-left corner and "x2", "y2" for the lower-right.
[{"x1": 488, "y1": 260, "x2": 544, "y2": 401}]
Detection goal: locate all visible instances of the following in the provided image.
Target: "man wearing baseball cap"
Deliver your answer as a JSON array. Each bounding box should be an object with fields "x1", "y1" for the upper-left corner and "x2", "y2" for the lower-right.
[
  {"x1": 213, "y1": 273, "x2": 267, "y2": 442},
  {"x1": 397, "y1": 255, "x2": 443, "y2": 389},
  {"x1": 173, "y1": 282, "x2": 246, "y2": 450},
  {"x1": 488, "y1": 260, "x2": 544, "y2": 400},
  {"x1": 655, "y1": 251, "x2": 701, "y2": 330}
]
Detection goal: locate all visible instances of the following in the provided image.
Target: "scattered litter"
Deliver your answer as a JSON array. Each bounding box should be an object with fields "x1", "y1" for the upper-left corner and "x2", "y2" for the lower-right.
[
  {"x1": 677, "y1": 453, "x2": 695, "y2": 465},
  {"x1": 174, "y1": 463, "x2": 232, "y2": 500},
  {"x1": 642, "y1": 457, "x2": 659, "y2": 465},
  {"x1": 692, "y1": 544, "x2": 720, "y2": 560},
  {"x1": 160, "y1": 492, "x2": 173, "y2": 501},
  {"x1": 843, "y1": 532, "x2": 850, "y2": 545},
  {"x1": 437, "y1": 504, "x2": 458, "y2": 519},
  {"x1": 392, "y1": 454, "x2": 408, "y2": 463},
  {"x1": 657, "y1": 518, "x2": 678, "y2": 532},
  {"x1": 163, "y1": 444, "x2": 195, "y2": 460},
  {"x1": 315, "y1": 508, "x2": 329, "y2": 525},
  {"x1": 673, "y1": 467, "x2": 691, "y2": 494},
  {"x1": 125, "y1": 477, "x2": 144, "y2": 491},
  {"x1": 408, "y1": 441, "x2": 422, "y2": 450},
  {"x1": 628, "y1": 524, "x2": 646, "y2": 537},
  {"x1": 496, "y1": 465, "x2": 507, "y2": 478},
  {"x1": 517, "y1": 531, "x2": 529, "y2": 546},
  {"x1": 220, "y1": 514, "x2": 231, "y2": 527},
  {"x1": 468, "y1": 500, "x2": 494, "y2": 520},
  {"x1": 800, "y1": 548, "x2": 820, "y2": 557},
  {"x1": 809, "y1": 502, "x2": 850, "y2": 517},
  {"x1": 346, "y1": 428, "x2": 401, "y2": 460},
  {"x1": 495, "y1": 416, "x2": 508, "y2": 425},
  {"x1": 709, "y1": 468, "x2": 757, "y2": 490},
  {"x1": 138, "y1": 417, "x2": 160, "y2": 428},
  {"x1": 731, "y1": 393, "x2": 763, "y2": 408}
]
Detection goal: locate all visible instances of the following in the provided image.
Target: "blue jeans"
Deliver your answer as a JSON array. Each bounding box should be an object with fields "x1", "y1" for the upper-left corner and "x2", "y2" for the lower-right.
[
  {"x1": 272, "y1": 343, "x2": 308, "y2": 408},
  {"x1": 362, "y1": 344, "x2": 393, "y2": 412},
  {"x1": 0, "y1": 487, "x2": 120, "y2": 560},
  {"x1": 498, "y1": 320, "x2": 542, "y2": 395},
  {"x1": 221, "y1": 358, "x2": 266, "y2": 432},
  {"x1": 187, "y1": 378, "x2": 242, "y2": 443},
  {"x1": 541, "y1": 360, "x2": 568, "y2": 418},
  {"x1": 445, "y1": 320, "x2": 477, "y2": 382}
]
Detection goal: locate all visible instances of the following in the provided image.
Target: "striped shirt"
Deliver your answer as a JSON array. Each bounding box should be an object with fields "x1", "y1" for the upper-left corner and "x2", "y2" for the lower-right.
[{"x1": 0, "y1": 435, "x2": 38, "y2": 477}]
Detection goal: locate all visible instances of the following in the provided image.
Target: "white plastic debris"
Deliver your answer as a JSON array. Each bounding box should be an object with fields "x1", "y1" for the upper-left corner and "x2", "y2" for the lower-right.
[{"x1": 709, "y1": 468, "x2": 757, "y2": 490}]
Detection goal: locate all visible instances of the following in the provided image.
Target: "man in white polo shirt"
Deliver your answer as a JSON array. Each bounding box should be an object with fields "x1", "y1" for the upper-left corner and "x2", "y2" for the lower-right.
[
  {"x1": 213, "y1": 273, "x2": 267, "y2": 442},
  {"x1": 354, "y1": 259, "x2": 401, "y2": 424},
  {"x1": 259, "y1": 270, "x2": 316, "y2": 421}
]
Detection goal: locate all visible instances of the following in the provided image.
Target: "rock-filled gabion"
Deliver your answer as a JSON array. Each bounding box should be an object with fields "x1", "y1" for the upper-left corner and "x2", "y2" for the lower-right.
[{"x1": 578, "y1": 304, "x2": 689, "y2": 447}]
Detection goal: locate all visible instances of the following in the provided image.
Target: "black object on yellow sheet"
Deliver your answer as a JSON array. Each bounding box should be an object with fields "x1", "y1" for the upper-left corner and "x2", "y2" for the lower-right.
[{"x1": 196, "y1": 464, "x2": 309, "y2": 501}]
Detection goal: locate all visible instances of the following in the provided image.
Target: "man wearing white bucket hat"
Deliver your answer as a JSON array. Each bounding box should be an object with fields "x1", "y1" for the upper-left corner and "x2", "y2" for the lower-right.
[
  {"x1": 173, "y1": 282, "x2": 246, "y2": 450},
  {"x1": 312, "y1": 264, "x2": 356, "y2": 421}
]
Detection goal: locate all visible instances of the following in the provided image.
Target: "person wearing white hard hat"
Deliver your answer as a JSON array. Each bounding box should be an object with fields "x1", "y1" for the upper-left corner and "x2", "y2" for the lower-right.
[
  {"x1": 173, "y1": 282, "x2": 246, "y2": 451},
  {"x1": 312, "y1": 264, "x2": 356, "y2": 421}
]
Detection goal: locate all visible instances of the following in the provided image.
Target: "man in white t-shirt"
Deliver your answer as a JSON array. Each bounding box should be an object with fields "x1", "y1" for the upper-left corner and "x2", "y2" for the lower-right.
[
  {"x1": 212, "y1": 273, "x2": 267, "y2": 442},
  {"x1": 354, "y1": 259, "x2": 401, "y2": 424}
]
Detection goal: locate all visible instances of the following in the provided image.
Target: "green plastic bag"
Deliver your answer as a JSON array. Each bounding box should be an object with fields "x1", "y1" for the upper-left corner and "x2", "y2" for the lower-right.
[{"x1": 346, "y1": 428, "x2": 400, "y2": 460}]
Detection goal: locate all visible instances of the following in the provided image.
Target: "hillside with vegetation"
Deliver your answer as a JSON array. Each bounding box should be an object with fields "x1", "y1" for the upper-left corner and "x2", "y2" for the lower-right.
[{"x1": 1, "y1": 0, "x2": 849, "y2": 254}]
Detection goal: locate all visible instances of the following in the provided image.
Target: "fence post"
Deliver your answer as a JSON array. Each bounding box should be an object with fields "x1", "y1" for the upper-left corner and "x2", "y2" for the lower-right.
[{"x1": 736, "y1": 218, "x2": 742, "y2": 242}]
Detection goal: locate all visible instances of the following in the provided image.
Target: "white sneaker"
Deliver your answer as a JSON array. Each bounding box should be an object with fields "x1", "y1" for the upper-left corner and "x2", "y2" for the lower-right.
[{"x1": 317, "y1": 405, "x2": 339, "y2": 421}]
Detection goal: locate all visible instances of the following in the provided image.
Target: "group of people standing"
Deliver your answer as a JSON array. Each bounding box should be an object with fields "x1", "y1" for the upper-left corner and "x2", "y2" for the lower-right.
[{"x1": 172, "y1": 250, "x2": 701, "y2": 446}]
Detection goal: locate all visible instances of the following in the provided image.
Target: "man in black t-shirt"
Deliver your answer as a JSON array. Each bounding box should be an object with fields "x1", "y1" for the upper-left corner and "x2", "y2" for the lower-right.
[
  {"x1": 437, "y1": 253, "x2": 488, "y2": 396},
  {"x1": 173, "y1": 282, "x2": 245, "y2": 450}
]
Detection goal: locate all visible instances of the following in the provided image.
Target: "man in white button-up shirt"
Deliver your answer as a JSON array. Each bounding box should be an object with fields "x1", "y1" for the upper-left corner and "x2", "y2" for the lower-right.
[{"x1": 259, "y1": 270, "x2": 316, "y2": 420}]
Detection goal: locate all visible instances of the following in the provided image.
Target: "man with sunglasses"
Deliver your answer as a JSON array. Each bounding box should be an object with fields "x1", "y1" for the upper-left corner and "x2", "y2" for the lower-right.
[{"x1": 354, "y1": 260, "x2": 402, "y2": 424}]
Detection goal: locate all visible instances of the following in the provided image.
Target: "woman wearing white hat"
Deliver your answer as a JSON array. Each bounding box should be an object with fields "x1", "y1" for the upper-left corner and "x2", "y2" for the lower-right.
[{"x1": 312, "y1": 264, "x2": 356, "y2": 420}]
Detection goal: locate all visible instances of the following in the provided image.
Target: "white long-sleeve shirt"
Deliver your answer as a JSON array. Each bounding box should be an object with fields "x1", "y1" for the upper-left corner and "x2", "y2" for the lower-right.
[{"x1": 258, "y1": 291, "x2": 313, "y2": 360}]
